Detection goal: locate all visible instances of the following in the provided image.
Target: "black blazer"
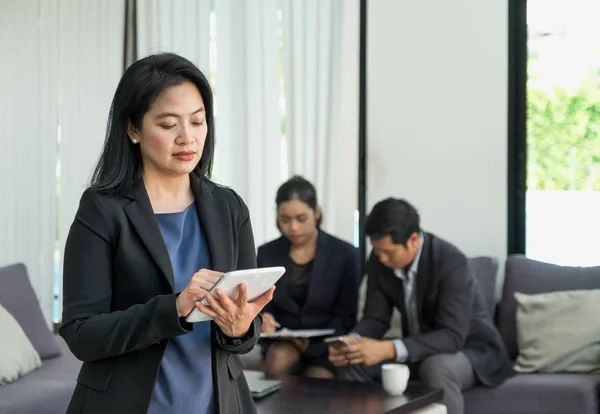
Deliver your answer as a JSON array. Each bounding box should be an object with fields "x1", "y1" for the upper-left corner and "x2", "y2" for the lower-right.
[
  {"x1": 59, "y1": 176, "x2": 261, "y2": 414},
  {"x1": 257, "y1": 231, "x2": 361, "y2": 359},
  {"x1": 354, "y1": 232, "x2": 514, "y2": 387}
]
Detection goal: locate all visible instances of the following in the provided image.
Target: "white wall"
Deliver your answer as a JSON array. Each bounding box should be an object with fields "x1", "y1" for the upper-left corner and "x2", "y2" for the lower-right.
[
  {"x1": 367, "y1": 0, "x2": 508, "y2": 266},
  {"x1": 333, "y1": 0, "x2": 360, "y2": 245}
]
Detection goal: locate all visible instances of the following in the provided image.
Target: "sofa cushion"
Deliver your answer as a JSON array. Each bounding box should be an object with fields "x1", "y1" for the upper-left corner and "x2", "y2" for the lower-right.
[
  {"x1": 468, "y1": 256, "x2": 498, "y2": 317},
  {"x1": 497, "y1": 256, "x2": 600, "y2": 359},
  {"x1": 0, "y1": 302, "x2": 42, "y2": 385},
  {"x1": 0, "y1": 263, "x2": 61, "y2": 359},
  {"x1": 465, "y1": 373, "x2": 600, "y2": 414},
  {"x1": 514, "y1": 289, "x2": 600, "y2": 374},
  {"x1": 0, "y1": 335, "x2": 81, "y2": 414}
]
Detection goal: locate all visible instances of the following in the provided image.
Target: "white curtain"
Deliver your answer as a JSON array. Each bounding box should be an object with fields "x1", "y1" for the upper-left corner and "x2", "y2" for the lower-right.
[
  {"x1": 0, "y1": 1, "x2": 355, "y2": 330},
  {"x1": 133, "y1": 0, "x2": 353, "y2": 247},
  {"x1": 0, "y1": 0, "x2": 124, "y2": 324},
  {"x1": 136, "y1": 0, "x2": 211, "y2": 72},
  {"x1": 279, "y1": 0, "x2": 353, "y2": 243},
  {"x1": 214, "y1": 0, "x2": 283, "y2": 247},
  {"x1": 57, "y1": 0, "x2": 125, "y2": 320},
  {"x1": 135, "y1": 0, "x2": 283, "y2": 247},
  {"x1": 0, "y1": 0, "x2": 59, "y2": 324}
]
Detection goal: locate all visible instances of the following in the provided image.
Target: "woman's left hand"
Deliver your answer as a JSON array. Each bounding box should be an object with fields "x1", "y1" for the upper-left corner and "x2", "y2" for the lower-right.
[
  {"x1": 292, "y1": 338, "x2": 310, "y2": 353},
  {"x1": 196, "y1": 283, "x2": 275, "y2": 338}
]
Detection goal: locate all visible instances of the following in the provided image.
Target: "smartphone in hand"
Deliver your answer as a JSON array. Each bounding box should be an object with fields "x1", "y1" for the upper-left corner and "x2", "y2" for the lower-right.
[{"x1": 324, "y1": 336, "x2": 349, "y2": 346}]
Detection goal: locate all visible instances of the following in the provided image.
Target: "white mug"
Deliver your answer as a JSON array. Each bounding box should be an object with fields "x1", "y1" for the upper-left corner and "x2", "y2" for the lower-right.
[{"x1": 381, "y1": 363, "x2": 410, "y2": 396}]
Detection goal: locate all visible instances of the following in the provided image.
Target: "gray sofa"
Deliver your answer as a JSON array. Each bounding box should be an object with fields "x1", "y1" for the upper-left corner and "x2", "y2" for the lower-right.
[
  {"x1": 464, "y1": 255, "x2": 600, "y2": 414},
  {"x1": 241, "y1": 255, "x2": 600, "y2": 414},
  {"x1": 3, "y1": 256, "x2": 599, "y2": 414},
  {"x1": 0, "y1": 263, "x2": 81, "y2": 414}
]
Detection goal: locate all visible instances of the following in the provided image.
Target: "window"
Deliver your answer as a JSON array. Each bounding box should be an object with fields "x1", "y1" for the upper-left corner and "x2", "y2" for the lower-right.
[{"x1": 525, "y1": 0, "x2": 600, "y2": 266}]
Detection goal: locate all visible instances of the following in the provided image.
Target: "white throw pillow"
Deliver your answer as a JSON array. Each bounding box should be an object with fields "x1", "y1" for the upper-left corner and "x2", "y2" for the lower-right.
[
  {"x1": 0, "y1": 302, "x2": 42, "y2": 385},
  {"x1": 514, "y1": 289, "x2": 600, "y2": 374}
]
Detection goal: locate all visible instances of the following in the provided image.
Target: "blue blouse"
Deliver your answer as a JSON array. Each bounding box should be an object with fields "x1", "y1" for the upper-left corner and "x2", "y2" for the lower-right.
[{"x1": 148, "y1": 204, "x2": 214, "y2": 414}]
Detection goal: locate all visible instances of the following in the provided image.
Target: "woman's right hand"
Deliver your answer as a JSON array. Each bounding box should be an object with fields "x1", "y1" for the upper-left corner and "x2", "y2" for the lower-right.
[
  {"x1": 176, "y1": 269, "x2": 223, "y2": 317},
  {"x1": 261, "y1": 312, "x2": 280, "y2": 333}
]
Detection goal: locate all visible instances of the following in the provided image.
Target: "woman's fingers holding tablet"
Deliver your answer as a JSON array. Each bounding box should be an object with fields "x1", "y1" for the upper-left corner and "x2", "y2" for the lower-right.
[
  {"x1": 236, "y1": 283, "x2": 249, "y2": 305},
  {"x1": 249, "y1": 286, "x2": 275, "y2": 311},
  {"x1": 192, "y1": 269, "x2": 223, "y2": 291},
  {"x1": 202, "y1": 291, "x2": 226, "y2": 314},
  {"x1": 213, "y1": 288, "x2": 237, "y2": 313},
  {"x1": 175, "y1": 269, "x2": 223, "y2": 317},
  {"x1": 199, "y1": 284, "x2": 276, "y2": 338}
]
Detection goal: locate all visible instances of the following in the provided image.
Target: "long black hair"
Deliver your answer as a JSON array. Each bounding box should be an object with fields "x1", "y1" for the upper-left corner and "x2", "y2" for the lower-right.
[
  {"x1": 275, "y1": 175, "x2": 322, "y2": 228},
  {"x1": 90, "y1": 52, "x2": 215, "y2": 194}
]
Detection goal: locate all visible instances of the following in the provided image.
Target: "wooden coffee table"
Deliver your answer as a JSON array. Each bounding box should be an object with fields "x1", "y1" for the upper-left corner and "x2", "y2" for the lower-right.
[{"x1": 255, "y1": 376, "x2": 443, "y2": 414}]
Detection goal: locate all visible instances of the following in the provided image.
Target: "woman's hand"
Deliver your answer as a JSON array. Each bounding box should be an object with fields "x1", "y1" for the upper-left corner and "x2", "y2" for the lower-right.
[
  {"x1": 176, "y1": 269, "x2": 223, "y2": 317},
  {"x1": 292, "y1": 338, "x2": 310, "y2": 353},
  {"x1": 261, "y1": 312, "x2": 281, "y2": 333},
  {"x1": 196, "y1": 283, "x2": 275, "y2": 338}
]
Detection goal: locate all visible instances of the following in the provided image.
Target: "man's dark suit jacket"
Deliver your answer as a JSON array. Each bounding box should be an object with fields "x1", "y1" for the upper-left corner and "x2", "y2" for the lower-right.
[
  {"x1": 257, "y1": 231, "x2": 361, "y2": 359},
  {"x1": 354, "y1": 232, "x2": 514, "y2": 387},
  {"x1": 59, "y1": 175, "x2": 261, "y2": 414}
]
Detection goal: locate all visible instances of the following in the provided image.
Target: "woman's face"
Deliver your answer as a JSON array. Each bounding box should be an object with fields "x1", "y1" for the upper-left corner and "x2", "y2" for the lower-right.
[
  {"x1": 128, "y1": 81, "x2": 208, "y2": 178},
  {"x1": 277, "y1": 200, "x2": 320, "y2": 245}
]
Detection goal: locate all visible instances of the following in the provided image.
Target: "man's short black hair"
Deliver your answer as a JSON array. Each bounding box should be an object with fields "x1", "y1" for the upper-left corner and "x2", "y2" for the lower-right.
[{"x1": 364, "y1": 198, "x2": 420, "y2": 246}]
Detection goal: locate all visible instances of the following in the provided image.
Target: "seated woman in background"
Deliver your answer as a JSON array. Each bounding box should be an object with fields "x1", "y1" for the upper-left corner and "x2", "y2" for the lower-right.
[{"x1": 257, "y1": 176, "x2": 361, "y2": 379}]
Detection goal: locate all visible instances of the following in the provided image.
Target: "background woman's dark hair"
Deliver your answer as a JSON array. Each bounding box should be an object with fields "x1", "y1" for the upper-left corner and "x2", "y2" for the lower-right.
[
  {"x1": 364, "y1": 198, "x2": 420, "y2": 246},
  {"x1": 90, "y1": 52, "x2": 215, "y2": 194},
  {"x1": 275, "y1": 175, "x2": 322, "y2": 228}
]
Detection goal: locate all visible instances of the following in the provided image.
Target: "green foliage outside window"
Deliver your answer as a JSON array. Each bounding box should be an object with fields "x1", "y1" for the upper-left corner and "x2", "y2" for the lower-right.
[{"x1": 527, "y1": 83, "x2": 600, "y2": 191}]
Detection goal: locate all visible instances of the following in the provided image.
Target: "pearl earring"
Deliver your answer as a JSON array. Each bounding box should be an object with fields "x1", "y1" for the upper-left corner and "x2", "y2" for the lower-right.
[{"x1": 132, "y1": 139, "x2": 138, "y2": 144}]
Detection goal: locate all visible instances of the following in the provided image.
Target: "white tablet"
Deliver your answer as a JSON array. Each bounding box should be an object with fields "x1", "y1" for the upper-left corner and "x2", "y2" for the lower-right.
[
  {"x1": 185, "y1": 266, "x2": 286, "y2": 323},
  {"x1": 260, "y1": 329, "x2": 336, "y2": 339}
]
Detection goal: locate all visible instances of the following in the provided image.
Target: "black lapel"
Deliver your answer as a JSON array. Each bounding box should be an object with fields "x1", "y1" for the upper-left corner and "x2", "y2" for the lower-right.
[
  {"x1": 272, "y1": 237, "x2": 300, "y2": 314},
  {"x1": 191, "y1": 175, "x2": 233, "y2": 272},
  {"x1": 303, "y1": 231, "x2": 334, "y2": 309},
  {"x1": 415, "y1": 233, "x2": 431, "y2": 319},
  {"x1": 123, "y1": 179, "x2": 175, "y2": 291}
]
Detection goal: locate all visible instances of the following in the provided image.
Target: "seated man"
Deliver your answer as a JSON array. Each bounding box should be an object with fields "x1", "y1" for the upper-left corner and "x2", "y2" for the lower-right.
[{"x1": 329, "y1": 198, "x2": 514, "y2": 414}]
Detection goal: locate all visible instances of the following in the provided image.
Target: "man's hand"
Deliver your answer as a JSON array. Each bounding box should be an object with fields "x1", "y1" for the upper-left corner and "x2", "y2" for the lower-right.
[
  {"x1": 345, "y1": 338, "x2": 396, "y2": 366},
  {"x1": 328, "y1": 335, "x2": 360, "y2": 367},
  {"x1": 329, "y1": 336, "x2": 396, "y2": 367}
]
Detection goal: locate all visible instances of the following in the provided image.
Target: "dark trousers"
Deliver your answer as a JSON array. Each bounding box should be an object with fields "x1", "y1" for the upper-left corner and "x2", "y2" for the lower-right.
[{"x1": 337, "y1": 352, "x2": 477, "y2": 414}]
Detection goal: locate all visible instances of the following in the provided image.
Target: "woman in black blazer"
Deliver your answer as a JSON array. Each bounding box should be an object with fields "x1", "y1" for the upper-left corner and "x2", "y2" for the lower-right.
[
  {"x1": 257, "y1": 176, "x2": 361, "y2": 379},
  {"x1": 59, "y1": 53, "x2": 273, "y2": 414}
]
